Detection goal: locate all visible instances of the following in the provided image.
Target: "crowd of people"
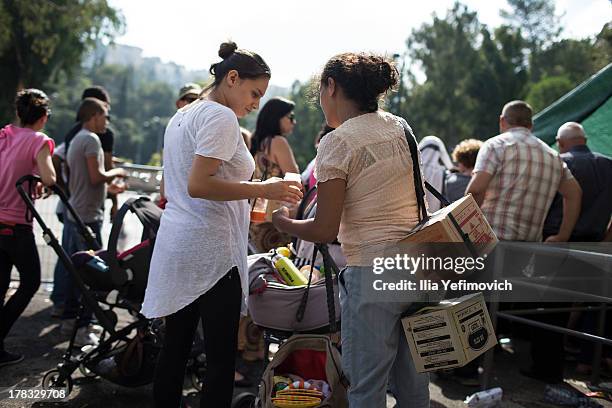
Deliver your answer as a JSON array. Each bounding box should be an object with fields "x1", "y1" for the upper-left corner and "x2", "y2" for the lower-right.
[{"x1": 0, "y1": 39, "x2": 611, "y2": 408}]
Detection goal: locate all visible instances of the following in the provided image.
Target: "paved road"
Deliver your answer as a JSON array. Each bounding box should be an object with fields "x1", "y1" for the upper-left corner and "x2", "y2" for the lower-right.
[
  {"x1": 2, "y1": 288, "x2": 610, "y2": 407},
  {"x1": 3, "y1": 193, "x2": 610, "y2": 407}
]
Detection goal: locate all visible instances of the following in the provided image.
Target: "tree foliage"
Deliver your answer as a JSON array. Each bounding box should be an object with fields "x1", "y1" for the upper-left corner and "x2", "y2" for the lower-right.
[
  {"x1": 526, "y1": 75, "x2": 574, "y2": 113},
  {"x1": 390, "y1": 0, "x2": 609, "y2": 153},
  {"x1": 0, "y1": 0, "x2": 124, "y2": 124}
]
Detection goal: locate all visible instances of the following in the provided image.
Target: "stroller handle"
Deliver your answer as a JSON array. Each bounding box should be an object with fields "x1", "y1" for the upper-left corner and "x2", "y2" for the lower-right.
[
  {"x1": 15, "y1": 174, "x2": 117, "y2": 333},
  {"x1": 16, "y1": 174, "x2": 100, "y2": 251}
]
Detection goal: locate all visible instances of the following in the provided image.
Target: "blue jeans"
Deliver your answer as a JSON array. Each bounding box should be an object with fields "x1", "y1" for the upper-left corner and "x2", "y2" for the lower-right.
[
  {"x1": 339, "y1": 265, "x2": 443, "y2": 408},
  {"x1": 57, "y1": 218, "x2": 102, "y2": 320}
]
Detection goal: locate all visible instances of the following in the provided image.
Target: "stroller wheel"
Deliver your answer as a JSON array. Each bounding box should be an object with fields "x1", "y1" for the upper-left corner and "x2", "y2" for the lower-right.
[
  {"x1": 231, "y1": 392, "x2": 256, "y2": 408},
  {"x1": 42, "y1": 369, "x2": 73, "y2": 397}
]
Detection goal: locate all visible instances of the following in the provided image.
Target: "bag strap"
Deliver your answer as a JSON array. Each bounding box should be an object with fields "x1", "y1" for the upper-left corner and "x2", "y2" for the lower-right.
[
  {"x1": 400, "y1": 122, "x2": 478, "y2": 256},
  {"x1": 295, "y1": 244, "x2": 319, "y2": 322},
  {"x1": 425, "y1": 182, "x2": 450, "y2": 207},
  {"x1": 400, "y1": 121, "x2": 429, "y2": 222},
  {"x1": 317, "y1": 243, "x2": 338, "y2": 333}
]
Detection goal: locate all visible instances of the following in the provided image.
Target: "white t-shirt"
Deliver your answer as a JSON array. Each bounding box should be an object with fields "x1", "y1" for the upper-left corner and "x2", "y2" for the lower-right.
[{"x1": 141, "y1": 100, "x2": 255, "y2": 318}]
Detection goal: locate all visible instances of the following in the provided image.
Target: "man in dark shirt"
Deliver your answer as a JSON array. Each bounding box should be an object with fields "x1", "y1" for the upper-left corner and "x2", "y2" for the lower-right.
[
  {"x1": 530, "y1": 122, "x2": 612, "y2": 382},
  {"x1": 544, "y1": 122, "x2": 612, "y2": 242}
]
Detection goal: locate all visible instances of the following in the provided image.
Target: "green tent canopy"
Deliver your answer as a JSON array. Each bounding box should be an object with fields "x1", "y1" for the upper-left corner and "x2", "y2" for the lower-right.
[{"x1": 533, "y1": 63, "x2": 612, "y2": 158}]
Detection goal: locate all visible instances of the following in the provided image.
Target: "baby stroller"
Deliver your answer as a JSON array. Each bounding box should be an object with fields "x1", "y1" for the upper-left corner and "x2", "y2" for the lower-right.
[
  {"x1": 17, "y1": 175, "x2": 256, "y2": 407},
  {"x1": 247, "y1": 187, "x2": 349, "y2": 406},
  {"x1": 248, "y1": 186, "x2": 343, "y2": 345},
  {"x1": 16, "y1": 175, "x2": 162, "y2": 395}
]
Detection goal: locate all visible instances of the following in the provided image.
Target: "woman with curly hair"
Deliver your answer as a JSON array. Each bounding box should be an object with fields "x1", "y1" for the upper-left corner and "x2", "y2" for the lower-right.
[{"x1": 273, "y1": 53, "x2": 438, "y2": 407}]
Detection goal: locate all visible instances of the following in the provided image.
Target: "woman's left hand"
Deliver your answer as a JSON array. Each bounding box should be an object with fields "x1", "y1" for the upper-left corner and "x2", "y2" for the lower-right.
[{"x1": 272, "y1": 206, "x2": 290, "y2": 229}]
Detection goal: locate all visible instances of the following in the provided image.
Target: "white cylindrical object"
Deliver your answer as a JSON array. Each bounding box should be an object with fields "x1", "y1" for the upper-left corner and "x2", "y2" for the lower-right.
[
  {"x1": 284, "y1": 172, "x2": 302, "y2": 183},
  {"x1": 464, "y1": 387, "x2": 503, "y2": 407}
]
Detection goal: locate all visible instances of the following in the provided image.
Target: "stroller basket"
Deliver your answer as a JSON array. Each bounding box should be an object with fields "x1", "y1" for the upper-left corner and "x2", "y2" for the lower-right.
[{"x1": 248, "y1": 243, "x2": 341, "y2": 334}]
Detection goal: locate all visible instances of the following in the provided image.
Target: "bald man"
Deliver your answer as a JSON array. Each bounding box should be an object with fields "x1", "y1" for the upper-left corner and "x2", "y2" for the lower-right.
[
  {"x1": 543, "y1": 122, "x2": 612, "y2": 242},
  {"x1": 467, "y1": 101, "x2": 582, "y2": 242}
]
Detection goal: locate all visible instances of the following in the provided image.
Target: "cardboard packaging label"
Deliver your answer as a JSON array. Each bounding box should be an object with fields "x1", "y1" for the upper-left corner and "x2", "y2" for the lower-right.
[
  {"x1": 399, "y1": 194, "x2": 498, "y2": 257},
  {"x1": 401, "y1": 293, "x2": 497, "y2": 373}
]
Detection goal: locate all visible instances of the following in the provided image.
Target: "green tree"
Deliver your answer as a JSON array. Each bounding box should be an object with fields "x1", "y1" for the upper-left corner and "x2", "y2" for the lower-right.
[
  {"x1": 466, "y1": 25, "x2": 529, "y2": 138},
  {"x1": 0, "y1": 0, "x2": 124, "y2": 123},
  {"x1": 500, "y1": 0, "x2": 562, "y2": 81},
  {"x1": 592, "y1": 23, "x2": 612, "y2": 72},
  {"x1": 401, "y1": 2, "x2": 482, "y2": 146},
  {"x1": 526, "y1": 75, "x2": 574, "y2": 113},
  {"x1": 288, "y1": 79, "x2": 325, "y2": 169}
]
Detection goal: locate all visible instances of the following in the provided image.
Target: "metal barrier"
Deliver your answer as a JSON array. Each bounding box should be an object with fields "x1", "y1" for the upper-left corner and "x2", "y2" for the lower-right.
[
  {"x1": 481, "y1": 242, "x2": 612, "y2": 388},
  {"x1": 118, "y1": 162, "x2": 162, "y2": 194}
]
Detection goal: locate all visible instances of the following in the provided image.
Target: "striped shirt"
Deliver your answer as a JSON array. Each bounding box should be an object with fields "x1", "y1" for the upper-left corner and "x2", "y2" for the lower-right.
[{"x1": 473, "y1": 127, "x2": 573, "y2": 242}]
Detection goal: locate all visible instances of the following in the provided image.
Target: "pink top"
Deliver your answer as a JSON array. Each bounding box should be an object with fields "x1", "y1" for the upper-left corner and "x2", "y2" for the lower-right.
[{"x1": 0, "y1": 124, "x2": 55, "y2": 225}]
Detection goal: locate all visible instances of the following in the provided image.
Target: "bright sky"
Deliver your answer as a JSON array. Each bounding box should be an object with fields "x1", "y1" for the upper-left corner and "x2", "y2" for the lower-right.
[{"x1": 108, "y1": 0, "x2": 611, "y2": 87}]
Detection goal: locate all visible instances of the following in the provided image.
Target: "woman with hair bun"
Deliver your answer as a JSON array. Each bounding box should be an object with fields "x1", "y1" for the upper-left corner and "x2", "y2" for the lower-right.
[
  {"x1": 273, "y1": 53, "x2": 435, "y2": 407},
  {"x1": 0, "y1": 89, "x2": 56, "y2": 367},
  {"x1": 141, "y1": 41, "x2": 302, "y2": 407}
]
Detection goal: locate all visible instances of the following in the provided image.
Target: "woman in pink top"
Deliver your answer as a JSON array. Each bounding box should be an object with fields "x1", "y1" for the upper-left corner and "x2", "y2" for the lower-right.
[{"x1": 0, "y1": 89, "x2": 56, "y2": 367}]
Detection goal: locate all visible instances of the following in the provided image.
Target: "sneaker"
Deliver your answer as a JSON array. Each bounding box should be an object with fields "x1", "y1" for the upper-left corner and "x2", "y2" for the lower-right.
[
  {"x1": 73, "y1": 327, "x2": 100, "y2": 347},
  {"x1": 87, "y1": 323, "x2": 104, "y2": 336},
  {"x1": 61, "y1": 320, "x2": 99, "y2": 347},
  {"x1": 0, "y1": 350, "x2": 24, "y2": 368}
]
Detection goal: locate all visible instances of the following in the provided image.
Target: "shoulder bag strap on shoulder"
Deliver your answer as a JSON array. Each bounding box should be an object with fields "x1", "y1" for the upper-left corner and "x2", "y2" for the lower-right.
[{"x1": 400, "y1": 120, "x2": 429, "y2": 222}]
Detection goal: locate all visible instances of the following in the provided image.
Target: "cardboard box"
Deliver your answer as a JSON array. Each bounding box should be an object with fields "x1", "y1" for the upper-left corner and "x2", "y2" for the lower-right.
[
  {"x1": 399, "y1": 194, "x2": 498, "y2": 257},
  {"x1": 401, "y1": 293, "x2": 497, "y2": 373}
]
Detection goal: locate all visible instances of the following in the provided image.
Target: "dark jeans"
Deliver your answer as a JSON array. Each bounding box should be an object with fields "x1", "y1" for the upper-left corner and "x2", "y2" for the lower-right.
[
  {"x1": 154, "y1": 267, "x2": 242, "y2": 408},
  {"x1": 0, "y1": 224, "x2": 41, "y2": 351},
  {"x1": 59, "y1": 218, "x2": 102, "y2": 321}
]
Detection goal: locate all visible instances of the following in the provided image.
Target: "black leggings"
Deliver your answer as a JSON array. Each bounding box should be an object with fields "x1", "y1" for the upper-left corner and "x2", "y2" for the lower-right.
[
  {"x1": 154, "y1": 267, "x2": 242, "y2": 408},
  {"x1": 0, "y1": 224, "x2": 41, "y2": 351}
]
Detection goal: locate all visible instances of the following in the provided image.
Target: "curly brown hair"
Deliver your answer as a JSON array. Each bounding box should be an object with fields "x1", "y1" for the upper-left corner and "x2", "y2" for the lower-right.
[
  {"x1": 452, "y1": 139, "x2": 483, "y2": 169},
  {"x1": 320, "y1": 52, "x2": 399, "y2": 112}
]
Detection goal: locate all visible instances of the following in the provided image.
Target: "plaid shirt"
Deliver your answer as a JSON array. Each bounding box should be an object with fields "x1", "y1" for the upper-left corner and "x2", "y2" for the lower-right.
[{"x1": 473, "y1": 127, "x2": 573, "y2": 242}]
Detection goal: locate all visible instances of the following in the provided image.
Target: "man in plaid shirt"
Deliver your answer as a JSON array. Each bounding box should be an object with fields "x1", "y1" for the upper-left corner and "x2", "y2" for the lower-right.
[
  {"x1": 467, "y1": 100, "x2": 582, "y2": 242},
  {"x1": 466, "y1": 100, "x2": 583, "y2": 384}
]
